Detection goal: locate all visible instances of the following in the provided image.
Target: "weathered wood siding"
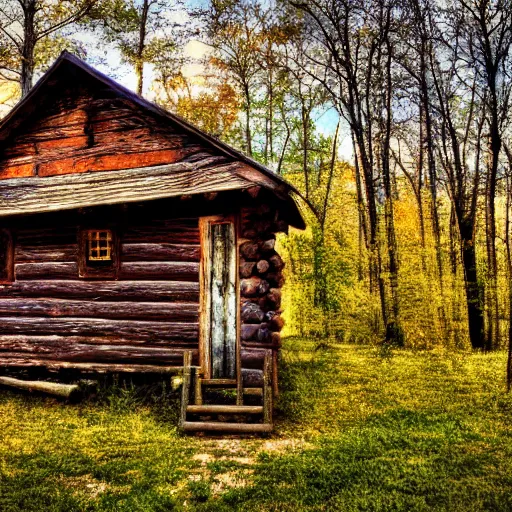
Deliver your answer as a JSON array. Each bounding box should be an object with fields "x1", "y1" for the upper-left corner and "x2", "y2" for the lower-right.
[
  {"x1": 0, "y1": 65, "x2": 218, "y2": 180},
  {"x1": 0, "y1": 57, "x2": 291, "y2": 377},
  {"x1": 0, "y1": 192, "x2": 288, "y2": 375},
  {"x1": 209, "y1": 222, "x2": 237, "y2": 379},
  {"x1": 0, "y1": 207, "x2": 201, "y2": 369}
]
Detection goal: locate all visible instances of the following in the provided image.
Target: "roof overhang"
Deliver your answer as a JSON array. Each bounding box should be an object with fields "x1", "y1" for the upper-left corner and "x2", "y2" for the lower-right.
[
  {"x1": 0, "y1": 158, "x2": 306, "y2": 229},
  {"x1": 0, "y1": 160, "x2": 252, "y2": 217}
]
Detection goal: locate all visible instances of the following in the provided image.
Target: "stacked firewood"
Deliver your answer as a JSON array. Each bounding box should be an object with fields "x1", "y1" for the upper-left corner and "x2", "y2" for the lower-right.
[{"x1": 240, "y1": 204, "x2": 286, "y2": 350}]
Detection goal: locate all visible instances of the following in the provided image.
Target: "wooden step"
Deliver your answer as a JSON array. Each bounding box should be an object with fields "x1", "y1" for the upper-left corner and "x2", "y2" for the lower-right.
[
  {"x1": 182, "y1": 421, "x2": 273, "y2": 433},
  {"x1": 187, "y1": 405, "x2": 263, "y2": 414},
  {"x1": 200, "y1": 379, "x2": 237, "y2": 387},
  {"x1": 244, "y1": 387, "x2": 263, "y2": 396}
]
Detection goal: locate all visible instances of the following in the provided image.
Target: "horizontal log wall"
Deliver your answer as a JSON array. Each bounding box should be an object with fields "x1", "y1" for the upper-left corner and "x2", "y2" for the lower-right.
[{"x1": 0, "y1": 209, "x2": 203, "y2": 369}]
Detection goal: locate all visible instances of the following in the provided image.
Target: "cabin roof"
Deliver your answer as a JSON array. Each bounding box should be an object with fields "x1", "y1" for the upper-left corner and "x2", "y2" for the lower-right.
[{"x1": 0, "y1": 52, "x2": 306, "y2": 228}]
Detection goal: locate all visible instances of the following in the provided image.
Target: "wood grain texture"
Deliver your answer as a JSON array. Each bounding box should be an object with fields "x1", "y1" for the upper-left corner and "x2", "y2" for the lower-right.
[
  {"x1": 263, "y1": 352, "x2": 273, "y2": 424},
  {"x1": 38, "y1": 149, "x2": 190, "y2": 177},
  {"x1": 15, "y1": 244, "x2": 77, "y2": 263},
  {"x1": 16, "y1": 262, "x2": 78, "y2": 280},
  {"x1": 123, "y1": 220, "x2": 200, "y2": 244},
  {"x1": 186, "y1": 405, "x2": 263, "y2": 414},
  {"x1": 0, "y1": 161, "x2": 252, "y2": 217},
  {"x1": 241, "y1": 349, "x2": 266, "y2": 369},
  {"x1": 0, "y1": 337, "x2": 194, "y2": 364},
  {"x1": 36, "y1": 135, "x2": 88, "y2": 152},
  {"x1": 0, "y1": 376, "x2": 81, "y2": 398},
  {"x1": 210, "y1": 222, "x2": 237, "y2": 379},
  {"x1": 16, "y1": 124, "x2": 86, "y2": 143},
  {"x1": 121, "y1": 243, "x2": 200, "y2": 262},
  {"x1": 0, "y1": 163, "x2": 35, "y2": 179},
  {"x1": 180, "y1": 350, "x2": 193, "y2": 427},
  {"x1": 33, "y1": 108, "x2": 87, "y2": 129},
  {"x1": 182, "y1": 421, "x2": 272, "y2": 433},
  {"x1": 199, "y1": 215, "x2": 239, "y2": 379},
  {"x1": 118, "y1": 261, "x2": 199, "y2": 281},
  {"x1": 0, "y1": 335, "x2": 198, "y2": 348},
  {"x1": 0, "y1": 280, "x2": 199, "y2": 301},
  {"x1": 0, "y1": 316, "x2": 198, "y2": 341},
  {"x1": 0, "y1": 358, "x2": 186, "y2": 373},
  {"x1": 199, "y1": 218, "x2": 212, "y2": 378},
  {"x1": 0, "y1": 298, "x2": 198, "y2": 321},
  {"x1": 242, "y1": 368, "x2": 264, "y2": 387}
]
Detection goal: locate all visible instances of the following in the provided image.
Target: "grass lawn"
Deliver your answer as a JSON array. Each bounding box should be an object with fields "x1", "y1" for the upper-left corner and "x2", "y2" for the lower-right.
[{"x1": 1, "y1": 340, "x2": 512, "y2": 511}]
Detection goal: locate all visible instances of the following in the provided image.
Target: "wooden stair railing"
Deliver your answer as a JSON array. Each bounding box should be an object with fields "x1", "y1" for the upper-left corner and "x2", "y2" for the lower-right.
[{"x1": 180, "y1": 350, "x2": 273, "y2": 434}]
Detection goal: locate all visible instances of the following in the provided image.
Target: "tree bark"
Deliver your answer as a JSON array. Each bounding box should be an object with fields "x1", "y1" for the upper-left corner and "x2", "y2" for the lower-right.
[
  {"x1": 20, "y1": 0, "x2": 37, "y2": 97},
  {"x1": 135, "y1": 0, "x2": 150, "y2": 96}
]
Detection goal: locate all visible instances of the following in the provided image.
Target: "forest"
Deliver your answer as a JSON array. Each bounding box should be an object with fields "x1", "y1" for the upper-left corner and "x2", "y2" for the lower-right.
[{"x1": 2, "y1": 0, "x2": 512, "y2": 370}]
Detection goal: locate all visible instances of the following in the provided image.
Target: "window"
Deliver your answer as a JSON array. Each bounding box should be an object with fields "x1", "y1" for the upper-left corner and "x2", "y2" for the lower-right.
[
  {"x1": 87, "y1": 230, "x2": 113, "y2": 262},
  {"x1": 78, "y1": 228, "x2": 118, "y2": 279},
  {"x1": 0, "y1": 229, "x2": 13, "y2": 284}
]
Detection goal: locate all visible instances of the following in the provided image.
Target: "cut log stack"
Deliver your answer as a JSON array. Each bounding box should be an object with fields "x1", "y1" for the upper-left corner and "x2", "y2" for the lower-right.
[{"x1": 239, "y1": 204, "x2": 286, "y2": 393}]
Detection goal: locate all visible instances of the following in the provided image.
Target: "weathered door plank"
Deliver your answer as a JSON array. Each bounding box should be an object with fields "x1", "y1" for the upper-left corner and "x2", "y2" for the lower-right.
[{"x1": 210, "y1": 223, "x2": 237, "y2": 379}]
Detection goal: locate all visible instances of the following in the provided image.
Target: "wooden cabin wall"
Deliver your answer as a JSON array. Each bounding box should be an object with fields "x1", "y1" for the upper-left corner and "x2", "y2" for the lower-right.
[
  {"x1": 0, "y1": 203, "x2": 202, "y2": 370},
  {"x1": 238, "y1": 200, "x2": 286, "y2": 392},
  {"x1": 0, "y1": 193, "x2": 288, "y2": 377}
]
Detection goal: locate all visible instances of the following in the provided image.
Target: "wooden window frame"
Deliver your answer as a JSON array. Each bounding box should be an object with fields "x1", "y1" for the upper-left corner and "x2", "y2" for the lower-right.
[
  {"x1": 78, "y1": 228, "x2": 119, "y2": 279},
  {"x1": 199, "y1": 214, "x2": 241, "y2": 384},
  {"x1": 0, "y1": 229, "x2": 14, "y2": 284}
]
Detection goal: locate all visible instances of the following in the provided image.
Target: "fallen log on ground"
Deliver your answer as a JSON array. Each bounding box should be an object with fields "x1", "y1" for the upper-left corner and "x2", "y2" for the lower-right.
[{"x1": 0, "y1": 376, "x2": 95, "y2": 400}]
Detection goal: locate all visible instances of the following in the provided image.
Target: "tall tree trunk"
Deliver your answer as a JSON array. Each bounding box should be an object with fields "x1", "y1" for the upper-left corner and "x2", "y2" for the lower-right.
[
  {"x1": 352, "y1": 132, "x2": 369, "y2": 282},
  {"x1": 505, "y1": 171, "x2": 512, "y2": 390},
  {"x1": 382, "y1": 32, "x2": 402, "y2": 344},
  {"x1": 243, "y1": 81, "x2": 252, "y2": 157},
  {"x1": 313, "y1": 122, "x2": 340, "y2": 324},
  {"x1": 485, "y1": 140, "x2": 498, "y2": 350},
  {"x1": 487, "y1": 102, "x2": 502, "y2": 349},
  {"x1": 21, "y1": 0, "x2": 37, "y2": 97},
  {"x1": 301, "y1": 98, "x2": 310, "y2": 200},
  {"x1": 420, "y1": 43, "x2": 447, "y2": 331},
  {"x1": 353, "y1": 127, "x2": 379, "y2": 297},
  {"x1": 504, "y1": 147, "x2": 512, "y2": 389},
  {"x1": 460, "y1": 219, "x2": 485, "y2": 349},
  {"x1": 135, "y1": 0, "x2": 150, "y2": 96},
  {"x1": 276, "y1": 102, "x2": 290, "y2": 175}
]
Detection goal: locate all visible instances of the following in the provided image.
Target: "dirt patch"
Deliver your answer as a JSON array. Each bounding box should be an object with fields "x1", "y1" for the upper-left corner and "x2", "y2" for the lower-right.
[
  {"x1": 192, "y1": 453, "x2": 215, "y2": 465},
  {"x1": 211, "y1": 468, "x2": 254, "y2": 495},
  {"x1": 261, "y1": 438, "x2": 313, "y2": 453},
  {"x1": 57, "y1": 474, "x2": 108, "y2": 498}
]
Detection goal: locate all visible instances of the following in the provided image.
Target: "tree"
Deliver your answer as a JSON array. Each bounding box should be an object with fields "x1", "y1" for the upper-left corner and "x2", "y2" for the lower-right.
[
  {"x1": 457, "y1": 0, "x2": 512, "y2": 349},
  {"x1": 90, "y1": 0, "x2": 182, "y2": 95},
  {"x1": 157, "y1": 69, "x2": 240, "y2": 139},
  {"x1": 197, "y1": 0, "x2": 265, "y2": 157},
  {"x1": 0, "y1": 0, "x2": 100, "y2": 97},
  {"x1": 290, "y1": 0, "x2": 405, "y2": 344}
]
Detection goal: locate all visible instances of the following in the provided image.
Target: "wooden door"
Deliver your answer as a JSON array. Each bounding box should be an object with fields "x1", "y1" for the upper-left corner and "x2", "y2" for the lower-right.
[{"x1": 199, "y1": 216, "x2": 239, "y2": 379}]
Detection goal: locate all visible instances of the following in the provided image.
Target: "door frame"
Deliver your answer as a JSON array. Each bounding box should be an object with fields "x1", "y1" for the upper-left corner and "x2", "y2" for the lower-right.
[{"x1": 198, "y1": 214, "x2": 241, "y2": 381}]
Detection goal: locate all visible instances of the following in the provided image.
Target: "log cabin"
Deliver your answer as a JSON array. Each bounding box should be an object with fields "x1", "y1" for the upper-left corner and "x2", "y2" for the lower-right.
[{"x1": 0, "y1": 51, "x2": 306, "y2": 433}]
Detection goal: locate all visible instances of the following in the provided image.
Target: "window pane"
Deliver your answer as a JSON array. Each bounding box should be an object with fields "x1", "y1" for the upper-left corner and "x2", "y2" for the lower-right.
[{"x1": 87, "y1": 230, "x2": 113, "y2": 261}]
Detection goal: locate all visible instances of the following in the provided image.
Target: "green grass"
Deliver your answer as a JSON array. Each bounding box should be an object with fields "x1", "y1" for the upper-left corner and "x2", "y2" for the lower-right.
[{"x1": 1, "y1": 340, "x2": 512, "y2": 511}]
